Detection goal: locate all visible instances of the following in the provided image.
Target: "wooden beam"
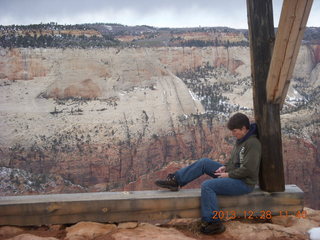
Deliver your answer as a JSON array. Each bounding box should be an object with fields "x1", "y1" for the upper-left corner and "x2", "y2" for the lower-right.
[
  {"x1": 0, "y1": 186, "x2": 304, "y2": 226},
  {"x1": 266, "y1": 0, "x2": 313, "y2": 106},
  {"x1": 247, "y1": 0, "x2": 285, "y2": 192}
]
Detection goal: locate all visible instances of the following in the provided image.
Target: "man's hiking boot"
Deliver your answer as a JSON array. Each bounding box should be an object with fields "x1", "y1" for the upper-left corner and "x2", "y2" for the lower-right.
[
  {"x1": 155, "y1": 173, "x2": 179, "y2": 191},
  {"x1": 200, "y1": 221, "x2": 226, "y2": 235}
]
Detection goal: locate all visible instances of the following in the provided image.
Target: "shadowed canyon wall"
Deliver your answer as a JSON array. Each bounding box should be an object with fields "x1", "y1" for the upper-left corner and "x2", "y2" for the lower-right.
[{"x1": 0, "y1": 45, "x2": 319, "y2": 209}]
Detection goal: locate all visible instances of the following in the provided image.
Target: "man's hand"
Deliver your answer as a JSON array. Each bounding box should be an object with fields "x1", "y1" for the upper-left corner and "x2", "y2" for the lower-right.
[
  {"x1": 215, "y1": 172, "x2": 229, "y2": 178},
  {"x1": 215, "y1": 166, "x2": 226, "y2": 173},
  {"x1": 215, "y1": 166, "x2": 229, "y2": 178}
]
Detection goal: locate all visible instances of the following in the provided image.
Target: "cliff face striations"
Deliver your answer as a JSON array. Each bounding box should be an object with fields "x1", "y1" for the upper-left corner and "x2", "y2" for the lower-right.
[{"x1": 0, "y1": 43, "x2": 319, "y2": 208}]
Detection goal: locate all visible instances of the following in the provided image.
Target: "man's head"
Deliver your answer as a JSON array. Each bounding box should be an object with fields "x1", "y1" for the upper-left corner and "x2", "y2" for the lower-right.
[{"x1": 227, "y1": 113, "x2": 250, "y2": 139}]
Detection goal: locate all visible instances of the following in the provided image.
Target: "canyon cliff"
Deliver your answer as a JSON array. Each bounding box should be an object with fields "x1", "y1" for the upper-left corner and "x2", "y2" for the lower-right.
[{"x1": 0, "y1": 33, "x2": 319, "y2": 209}]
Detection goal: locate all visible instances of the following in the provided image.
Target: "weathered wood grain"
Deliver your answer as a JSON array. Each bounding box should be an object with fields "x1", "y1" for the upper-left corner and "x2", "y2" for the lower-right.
[
  {"x1": 247, "y1": 0, "x2": 285, "y2": 192},
  {"x1": 266, "y1": 0, "x2": 313, "y2": 105}
]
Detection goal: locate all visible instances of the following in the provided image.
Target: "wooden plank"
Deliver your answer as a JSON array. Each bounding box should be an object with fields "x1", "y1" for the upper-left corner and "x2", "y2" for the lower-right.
[
  {"x1": 246, "y1": 0, "x2": 285, "y2": 192},
  {"x1": 266, "y1": 0, "x2": 313, "y2": 105},
  {"x1": 0, "y1": 185, "x2": 304, "y2": 226}
]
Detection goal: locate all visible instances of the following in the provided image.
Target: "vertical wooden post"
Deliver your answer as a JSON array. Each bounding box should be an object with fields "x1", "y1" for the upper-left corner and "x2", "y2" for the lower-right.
[{"x1": 247, "y1": 0, "x2": 285, "y2": 192}]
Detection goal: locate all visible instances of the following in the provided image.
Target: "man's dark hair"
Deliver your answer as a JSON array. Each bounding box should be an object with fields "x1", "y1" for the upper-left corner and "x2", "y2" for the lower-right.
[{"x1": 227, "y1": 113, "x2": 250, "y2": 130}]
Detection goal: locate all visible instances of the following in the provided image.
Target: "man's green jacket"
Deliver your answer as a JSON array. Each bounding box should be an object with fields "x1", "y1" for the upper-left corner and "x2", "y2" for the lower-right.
[{"x1": 226, "y1": 124, "x2": 261, "y2": 186}]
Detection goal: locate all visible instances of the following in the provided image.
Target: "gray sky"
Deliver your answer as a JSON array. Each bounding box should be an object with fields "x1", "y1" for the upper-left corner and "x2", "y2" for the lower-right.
[{"x1": 0, "y1": 0, "x2": 319, "y2": 28}]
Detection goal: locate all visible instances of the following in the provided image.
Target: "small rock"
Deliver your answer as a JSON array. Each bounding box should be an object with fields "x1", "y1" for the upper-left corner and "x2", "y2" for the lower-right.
[
  {"x1": 65, "y1": 221, "x2": 117, "y2": 240},
  {"x1": 166, "y1": 218, "x2": 199, "y2": 226},
  {"x1": 272, "y1": 215, "x2": 297, "y2": 227},
  {"x1": 48, "y1": 224, "x2": 63, "y2": 231},
  {"x1": 112, "y1": 222, "x2": 196, "y2": 240},
  {"x1": 7, "y1": 233, "x2": 59, "y2": 240},
  {"x1": 164, "y1": 218, "x2": 201, "y2": 232},
  {"x1": 118, "y1": 222, "x2": 138, "y2": 229},
  {"x1": 305, "y1": 208, "x2": 320, "y2": 222},
  {"x1": 290, "y1": 217, "x2": 319, "y2": 233},
  {"x1": 0, "y1": 226, "x2": 24, "y2": 239}
]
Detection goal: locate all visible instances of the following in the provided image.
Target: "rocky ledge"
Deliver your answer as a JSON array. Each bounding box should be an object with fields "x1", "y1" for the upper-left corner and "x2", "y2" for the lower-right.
[{"x1": 0, "y1": 208, "x2": 319, "y2": 240}]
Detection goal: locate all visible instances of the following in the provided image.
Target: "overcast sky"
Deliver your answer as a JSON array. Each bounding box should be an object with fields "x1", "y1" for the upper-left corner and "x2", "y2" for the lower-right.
[{"x1": 0, "y1": 0, "x2": 319, "y2": 29}]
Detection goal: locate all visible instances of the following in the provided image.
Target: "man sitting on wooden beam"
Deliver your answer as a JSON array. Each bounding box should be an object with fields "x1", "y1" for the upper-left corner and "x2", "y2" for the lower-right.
[{"x1": 155, "y1": 113, "x2": 261, "y2": 235}]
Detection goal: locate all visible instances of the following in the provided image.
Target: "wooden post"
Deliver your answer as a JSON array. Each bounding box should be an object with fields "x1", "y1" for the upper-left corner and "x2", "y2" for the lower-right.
[
  {"x1": 266, "y1": 0, "x2": 313, "y2": 105},
  {"x1": 246, "y1": 0, "x2": 285, "y2": 192}
]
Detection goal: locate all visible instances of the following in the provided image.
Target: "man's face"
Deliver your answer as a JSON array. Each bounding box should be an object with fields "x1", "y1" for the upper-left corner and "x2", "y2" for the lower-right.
[{"x1": 231, "y1": 126, "x2": 248, "y2": 140}]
